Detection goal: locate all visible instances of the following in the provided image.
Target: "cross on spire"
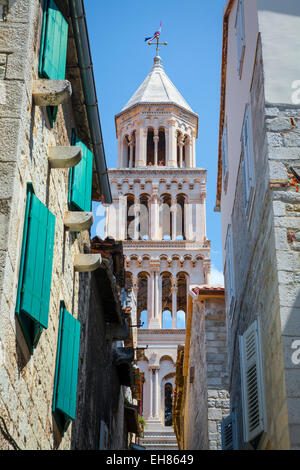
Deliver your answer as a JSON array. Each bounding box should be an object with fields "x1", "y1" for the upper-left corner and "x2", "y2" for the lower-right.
[{"x1": 147, "y1": 35, "x2": 167, "y2": 57}]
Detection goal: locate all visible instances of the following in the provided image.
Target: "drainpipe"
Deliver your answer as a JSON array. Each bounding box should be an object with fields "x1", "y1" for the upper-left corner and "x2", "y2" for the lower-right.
[{"x1": 69, "y1": 0, "x2": 112, "y2": 204}]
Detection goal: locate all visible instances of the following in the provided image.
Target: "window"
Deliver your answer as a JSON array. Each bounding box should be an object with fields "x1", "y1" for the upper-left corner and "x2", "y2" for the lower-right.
[
  {"x1": 53, "y1": 302, "x2": 81, "y2": 434},
  {"x1": 68, "y1": 132, "x2": 93, "y2": 212},
  {"x1": 221, "y1": 411, "x2": 238, "y2": 450},
  {"x1": 15, "y1": 184, "x2": 55, "y2": 353},
  {"x1": 225, "y1": 224, "x2": 235, "y2": 318},
  {"x1": 39, "y1": 0, "x2": 68, "y2": 126},
  {"x1": 235, "y1": 0, "x2": 245, "y2": 77},
  {"x1": 239, "y1": 319, "x2": 265, "y2": 443},
  {"x1": 241, "y1": 105, "x2": 255, "y2": 213},
  {"x1": 221, "y1": 122, "x2": 229, "y2": 192}
]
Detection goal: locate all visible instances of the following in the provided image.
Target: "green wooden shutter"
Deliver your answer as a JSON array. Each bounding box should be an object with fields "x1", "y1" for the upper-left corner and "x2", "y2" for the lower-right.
[
  {"x1": 54, "y1": 305, "x2": 81, "y2": 421},
  {"x1": 40, "y1": 0, "x2": 68, "y2": 80},
  {"x1": 69, "y1": 135, "x2": 93, "y2": 212},
  {"x1": 221, "y1": 411, "x2": 238, "y2": 450},
  {"x1": 19, "y1": 193, "x2": 55, "y2": 329}
]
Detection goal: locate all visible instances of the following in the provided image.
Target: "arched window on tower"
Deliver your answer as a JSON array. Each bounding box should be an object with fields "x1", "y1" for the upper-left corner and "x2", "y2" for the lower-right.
[
  {"x1": 147, "y1": 128, "x2": 155, "y2": 166},
  {"x1": 158, "y1": 128, "x2": 166, "y2": 166},
  {"x1": 123, "y1": 135, "x2": 130, "y2": 167},
  {"x1": 132, "y1": 131, "x2": 136, "y2": 168},
  {"x1": 139, "y1": 194, "x2": 150, "y2": 240},
  {"x1": 161, "y1": 272, "x2": 172, "y2": 328},
  {"x1": 164, "y1": 383, "x2": 173, "y2": 426},
  {"x1": 137, "y1": 272, "x2": 148, "y2": 328},
  {"x1": 160, "y1": 194, "x2": 172, "y2": 240},
  {"x1": 176, "y1": 272, "x2": 188, "y2": 328},
  {"x1": 176, "y1": 194, "x2": 186, "y2": 240},
  {"x1": 126, "y1": 194, "x2": 135, "y2": 240}
]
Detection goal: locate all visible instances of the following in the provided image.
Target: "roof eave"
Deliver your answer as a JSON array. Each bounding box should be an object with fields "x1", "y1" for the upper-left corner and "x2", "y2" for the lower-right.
[{"x1": 215, "y1": 0, "x2": 235, "y2": 212}]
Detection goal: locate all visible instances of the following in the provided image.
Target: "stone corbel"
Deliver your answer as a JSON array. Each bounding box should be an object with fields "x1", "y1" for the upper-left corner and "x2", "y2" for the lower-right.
[
  {"x1": 74, "y1": 254, "x2": 101, "y2": 272},
  {"x1": 64, "y1": 212, "x2": 94, "y2": 232},
  {"x1": 48, "y1": 146, "x2": 82, "y2": 169},
  {"x1": 32, "y1": 79, "x2": 72, "y2": 106}
]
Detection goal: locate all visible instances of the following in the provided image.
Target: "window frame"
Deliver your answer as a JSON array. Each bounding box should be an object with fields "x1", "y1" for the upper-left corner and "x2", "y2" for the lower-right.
[
  {"x1": 241, "y1": 104, "x2": 255, "y2": 217},
  {"x1": 221, "y1": 121, "x2": 229, "y2": 193},
  {"x1": 224, "y1": 224, "x2": 235, "y2": 320},
  {"x1": 235, "y1": 0, "x2": 246, "y2": 78}
]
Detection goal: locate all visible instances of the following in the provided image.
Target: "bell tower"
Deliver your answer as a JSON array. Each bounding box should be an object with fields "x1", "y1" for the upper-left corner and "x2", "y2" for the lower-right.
[{"x1": 105, "y1": 51, "x2": 211, "y2": 449}]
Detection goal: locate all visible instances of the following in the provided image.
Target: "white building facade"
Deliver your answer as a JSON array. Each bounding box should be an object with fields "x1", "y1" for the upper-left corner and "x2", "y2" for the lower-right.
[{"x1": 105, "y1": 53, "x2": 210, "y2": 449}]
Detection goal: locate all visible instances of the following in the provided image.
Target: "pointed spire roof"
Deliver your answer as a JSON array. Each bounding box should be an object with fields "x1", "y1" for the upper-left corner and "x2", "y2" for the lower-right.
[{"x1": 121, "y1": 55, "x2": 195, "y2": 114}]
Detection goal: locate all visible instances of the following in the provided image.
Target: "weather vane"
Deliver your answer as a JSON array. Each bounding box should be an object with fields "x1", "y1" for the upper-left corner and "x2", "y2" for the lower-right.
[{"x1": 144, "y1": 21, "x2": 167, "y2": 56}]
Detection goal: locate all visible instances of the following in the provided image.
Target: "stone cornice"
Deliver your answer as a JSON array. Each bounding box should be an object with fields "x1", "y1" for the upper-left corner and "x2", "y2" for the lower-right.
[
  {"x1": 108, "y1": 168, "x2": 206, "y2": 176},
  {"x1": 123, "y1": 240, "x2": 210, "y2": 250},
  {"x1": 138, "y1": 329, "x2": 186, "y2": 335}
]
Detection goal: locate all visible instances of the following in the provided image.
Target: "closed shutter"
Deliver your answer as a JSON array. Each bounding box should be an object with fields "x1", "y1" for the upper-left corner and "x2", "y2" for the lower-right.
[
  {"x1": 221, "y1": 411, "x2": 238, "y2": 450},
  {"x1": 239, "y1": 320, "x2": 265, "y2": 442},
  {"x1": 39, "y1": 0, "x2": 68, "y2": 80},
  {"x1": 19, "y1": 192, "x2": 55, "y2": 329},
  {"x1": 53, "y1": 305, "x2": 81, "y2": 422},
  {"x1": 69, "y1": 135, "x2": 93, "y2": 212}
]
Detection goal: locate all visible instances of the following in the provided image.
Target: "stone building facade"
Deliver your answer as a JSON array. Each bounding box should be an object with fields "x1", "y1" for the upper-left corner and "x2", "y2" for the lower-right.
[
  {"x1": 71, "y1": 237, "x2": 139, "y2": 450},
  {"x1": 105, "y1": 51, "x2": 211, "y2": 449},
  {"x1": 216, "y1": 0, "x2": 300, "y2": 450},
  {"x1": 0, "y1": 0, "x2": 119, "y2": 450},
  {"x1": 173, "y1": 286, "x2": 229, "y2": 450}
]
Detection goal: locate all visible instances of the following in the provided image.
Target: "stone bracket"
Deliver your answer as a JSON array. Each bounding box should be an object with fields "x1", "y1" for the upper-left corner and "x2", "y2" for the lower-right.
[
  {"x1": 32, "y1": 79, "x2": 72, "y2": 106},
  {"x1": 48, "y1": 146, "x2": 82, "y2": 169},
  {"x1": 74, "y1": 254, "x2": 101, "y2": 272},
  {"x1": 64, "y1": 211, "x2": 94, "y2": 232}
]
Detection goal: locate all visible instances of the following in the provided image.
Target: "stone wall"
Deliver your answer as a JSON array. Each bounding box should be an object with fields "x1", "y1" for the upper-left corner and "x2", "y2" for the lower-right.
[
  {"x1": 205, "y1": 299, "x2": 229, "y2": 450},
  {"x1": 180, "y1": 293, "x2": 229, "y2": 450},
  {"x1": 182, "y1": 300, "x2": 208, "y2": 449},
  {"x1": 266, "y1": 104, "x2": 300, "y2": 449},
  {"x1": 71, "y1": 272, "x2": 126, "y2": 450},
  {"x1": 228, "y1": 35, "x2": 300, "y2": 449},
  {"x1": 0, "y1": 0, "x2": 90, "y2": 449}
]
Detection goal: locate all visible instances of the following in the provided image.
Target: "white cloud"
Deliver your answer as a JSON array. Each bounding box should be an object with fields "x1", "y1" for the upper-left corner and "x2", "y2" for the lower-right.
[{"x1": 210, "y1": 264, "x2": 224, "y2": 286}]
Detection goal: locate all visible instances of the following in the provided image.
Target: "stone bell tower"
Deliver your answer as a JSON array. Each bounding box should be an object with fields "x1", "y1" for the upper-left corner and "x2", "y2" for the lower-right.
[{"x1": 105, "y1": 51, "x2": 211, "y2": 449}]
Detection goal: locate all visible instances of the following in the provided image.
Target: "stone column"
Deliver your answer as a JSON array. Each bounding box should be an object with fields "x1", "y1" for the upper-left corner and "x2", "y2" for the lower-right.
[
  {"x1": 149, "y1": 367, "x2": 153, "y2": 418},
  {"x1": 178, "y1": 135, "x2": 184, "y2": 168},
  {"x1": 167, "y1": 121, "x2": 177, "y2": 168},
  {"x1": 150, "y1": 194, "x2": 160, "y2": 240},
  {"x1": 185, "y1": 136, "x2": 192, "y2": 168},
  {"x1": 135, "y1": 126, "x2": 147, "y2": 167},
  {"x1": 171, "y1": 286, "x2": 178, "y2": 329},
  {"x1": 118, "y1": 195, "x2": 127, "y2": 240},
  {"x1": 192, "y1": 133, "x2": 196, "y2": 167},
  {"x1": 149, "y1": 268, "x2": 161, "y2": 328},
  {"x1": 171, "y1": 202, "x2": 177, "y2": 240},
  {"x1": 147, "y1": 273, "x2": 152, "y2": 328},
  {"x1": 129, "y1": 138, "x2": 134, "y2": 168},
  {"x1": 184, "y1": 200, "x2": 192, "y2": 241},
  {"x1": 133, "y1": 203, "x2": 140, "y2": 240},
  {"x1": 154, "y1": 368, "x2": 159, "y2": 418},
  {"x1": 153, "y1": 130, "x2": 159, "y2": 166}
]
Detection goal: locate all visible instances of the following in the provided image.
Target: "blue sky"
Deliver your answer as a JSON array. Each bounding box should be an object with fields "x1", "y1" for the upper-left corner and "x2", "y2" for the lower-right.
[{"x1": 86, "y1": 0, "x2": 226, "y2": 282}]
